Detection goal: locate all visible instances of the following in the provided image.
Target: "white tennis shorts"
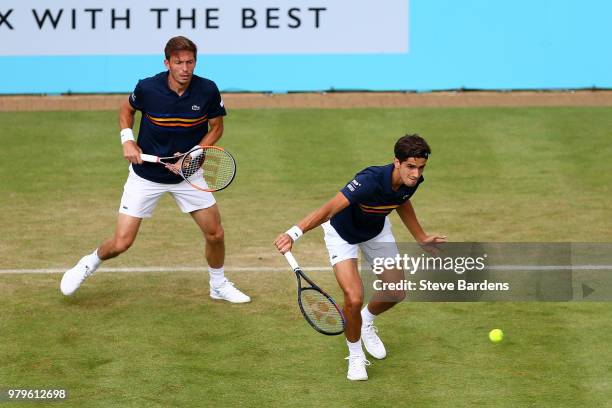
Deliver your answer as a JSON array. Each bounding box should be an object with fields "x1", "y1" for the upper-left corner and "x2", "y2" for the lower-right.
[
  {"x1": 322, "y1": 218, "x2": 400, "y2": 267},
  {"x1": 118, "y1": 166, "x2": 216, "y2": 218}
]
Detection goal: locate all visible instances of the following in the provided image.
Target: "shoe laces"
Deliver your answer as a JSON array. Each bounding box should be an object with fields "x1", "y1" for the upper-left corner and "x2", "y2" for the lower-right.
[
  {"x1": 345, "y1": 355, "x2": 371, "y2": 368},
  {"x1": 362, "y1": 323, "x2": 380, "y2": 339},
  {"x1": 215, "y1": 279, "x2": 239, "y2": 294}
]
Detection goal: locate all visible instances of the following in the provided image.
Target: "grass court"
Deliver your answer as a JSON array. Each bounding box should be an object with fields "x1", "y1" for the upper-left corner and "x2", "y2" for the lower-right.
[{"x1": 1, "y1": 106, "x2": 611, "y2": 407}]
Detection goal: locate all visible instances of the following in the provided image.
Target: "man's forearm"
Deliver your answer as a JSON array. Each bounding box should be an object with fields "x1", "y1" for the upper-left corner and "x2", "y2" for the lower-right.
[
  {"x1": 397, "y1": 201, "x2": 427, "y2": 242},
  {"x1": 297, "y1": 192, "x2": 350, "y2": 234},
  {"x1": 199, "y1": 118, "x2": 224, "y2": 146}
]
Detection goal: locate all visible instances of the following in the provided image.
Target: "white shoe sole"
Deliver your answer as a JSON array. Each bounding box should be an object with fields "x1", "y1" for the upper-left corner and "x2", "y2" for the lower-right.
[{"x1": 209, "y1": 293, "x2": 251, "y2": 303}]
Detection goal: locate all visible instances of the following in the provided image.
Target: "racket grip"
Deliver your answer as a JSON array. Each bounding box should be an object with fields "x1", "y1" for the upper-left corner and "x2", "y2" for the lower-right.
[
  {"x1": 283, "y1": 251, "x2": 300, "y2": 271},
  {"x1": 140, "y1": 154, "x2": 159, "y2": 163}
]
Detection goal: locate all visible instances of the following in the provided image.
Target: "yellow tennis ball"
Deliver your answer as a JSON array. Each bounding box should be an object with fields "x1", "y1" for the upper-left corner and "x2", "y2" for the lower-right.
[{"x1": 489, "y1": 329, "x2": 504, "y2": 343}]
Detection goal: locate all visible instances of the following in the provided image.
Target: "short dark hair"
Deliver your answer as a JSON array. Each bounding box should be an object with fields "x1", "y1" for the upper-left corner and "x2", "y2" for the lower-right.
[
  {"x1": 394, "y1": 134, "x2": 431, "y2": 162},
  {"x1": 164, "y1": 36, "x2": 197, "y2": 60}
]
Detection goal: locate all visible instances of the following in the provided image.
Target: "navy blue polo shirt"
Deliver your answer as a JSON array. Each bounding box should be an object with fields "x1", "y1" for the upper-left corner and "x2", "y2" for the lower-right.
[
  {"x1": 331, "y1": 164, "x2": 424, "y2": 244},
  {"x1": 129, "y1": 71, "x2": 227, "y2": 183}
]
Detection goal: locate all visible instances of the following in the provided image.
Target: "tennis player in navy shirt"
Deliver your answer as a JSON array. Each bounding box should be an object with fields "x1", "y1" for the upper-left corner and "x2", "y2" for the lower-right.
[
  {"x1": 275, "y1": 134, "x2": 447, "y2": 380},
  {"x1": 61, "y1": 36, "x2": 250, "y2": 304}
]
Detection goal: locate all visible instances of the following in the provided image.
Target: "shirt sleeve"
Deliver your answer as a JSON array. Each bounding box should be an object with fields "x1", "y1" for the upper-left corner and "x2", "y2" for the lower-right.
[
  {"x1": 128, "y1": 80, "x2": 144, "y2": 111},
  {"x1": 339, "y1": 174, "x2": 378, "y2": 204},
  {"x1": 207, "y1": 82, "x2": 227, "y2": 119}
]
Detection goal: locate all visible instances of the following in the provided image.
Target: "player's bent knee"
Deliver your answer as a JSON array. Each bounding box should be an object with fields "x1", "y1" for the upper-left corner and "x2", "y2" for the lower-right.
[
  {"x1": 344, "y1": 292, "x2": 363, "y2": 311},
  {"x1": 204, "y1": 227, "x2": 224, "y2": 244},
  {"x1": 390, "y1": 289, "x2": 407, "y2": 303}
]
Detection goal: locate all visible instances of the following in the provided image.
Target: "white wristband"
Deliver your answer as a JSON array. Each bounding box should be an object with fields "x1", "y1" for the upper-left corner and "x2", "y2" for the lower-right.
[
  {"x1": 286, "y1": 226, "x2": 304, "y2": 242},
  {"x1": 189, "y1": 145, "x2": 204, "y2": 159},
  {"x1": 120, "y1": 128, "x2": 135, "y2": 144}
]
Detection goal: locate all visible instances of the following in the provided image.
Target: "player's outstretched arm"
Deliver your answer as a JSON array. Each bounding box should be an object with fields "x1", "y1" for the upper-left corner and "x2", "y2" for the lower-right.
[
  {"x1": 396, "y1": 200, "x2": 447, "y2": 244},
  {"x1": 274, "y1": 192, "x2": 350, "y2": 254}
]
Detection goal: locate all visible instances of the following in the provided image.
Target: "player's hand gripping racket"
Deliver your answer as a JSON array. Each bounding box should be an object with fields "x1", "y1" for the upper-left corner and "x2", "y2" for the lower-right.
[
  {"x1": 140, "y1": 146, "x2": 236, "y2": 192},
  {"x1": 284, "y1": 251, "x2": 345, "y2": 336}
]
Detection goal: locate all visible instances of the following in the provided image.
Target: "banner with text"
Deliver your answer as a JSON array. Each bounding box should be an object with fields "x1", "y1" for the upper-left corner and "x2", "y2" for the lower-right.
[{"x1": 0, "y1": 0, "x2": 408, "y2": 55}]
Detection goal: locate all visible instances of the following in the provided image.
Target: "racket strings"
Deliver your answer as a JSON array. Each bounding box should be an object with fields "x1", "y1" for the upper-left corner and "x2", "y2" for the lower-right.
[
  {"x1": 180, "y1": 147, "x2": 236, "y2": 190},
  {"x1": 300, "y1": 289, "x2": 344, "y2": 333},
  {"x1": 201, "y1": 149, "x2": 235, "y2": 190}
]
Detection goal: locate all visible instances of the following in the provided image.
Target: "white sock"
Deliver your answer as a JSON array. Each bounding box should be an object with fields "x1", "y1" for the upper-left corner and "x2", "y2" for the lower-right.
[
  {"x1": 346, "y1": 339, "x2": 365, "y2": 357},
  {"x1": 361, "y1": 305, "x2": 376, "y2": 327},
  {"x1": 88, "y1": 249, "x2": 102, "y2": 269},
  {"x1": 209, "y1": 266, "x2": 225, "y2": 287}
]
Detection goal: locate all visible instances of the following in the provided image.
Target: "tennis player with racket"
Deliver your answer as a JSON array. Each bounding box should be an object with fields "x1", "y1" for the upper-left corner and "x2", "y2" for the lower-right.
[
  {"x1": 61, "y1": 36, "x2": 250, "y2": 303},
  {"x1": 274, "y1": 135, "x2": 447, "y2": 380},
  {"x1": 283, "y1": 250, "x2": 346, "y2": 336}
]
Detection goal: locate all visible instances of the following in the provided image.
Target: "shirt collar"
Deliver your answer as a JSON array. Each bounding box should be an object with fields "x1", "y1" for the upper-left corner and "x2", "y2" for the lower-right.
[{"x1": 160, "y1": 71, "x2": 193, "y2": 98}]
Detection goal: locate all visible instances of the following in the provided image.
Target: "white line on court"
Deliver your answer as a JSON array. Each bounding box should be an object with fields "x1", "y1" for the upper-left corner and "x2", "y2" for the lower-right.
[
  {"x1": 0, "y1": 266, "x2": 329, "y2": 274},
  {"x1": 488, "y1": 265, "x2": 612, "y2": 271},
  {"x1": 1, "y1": 265, "x2": 612, "y2": 274}
]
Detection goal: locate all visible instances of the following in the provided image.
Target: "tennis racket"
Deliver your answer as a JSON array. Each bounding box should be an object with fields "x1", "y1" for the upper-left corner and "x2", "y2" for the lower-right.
[
  {"x1": 140, "y1": 146, "x2": 236, "y2": 192},
  {"x1": 284, "y1": 251, "x2": 345, "y2": 336}
]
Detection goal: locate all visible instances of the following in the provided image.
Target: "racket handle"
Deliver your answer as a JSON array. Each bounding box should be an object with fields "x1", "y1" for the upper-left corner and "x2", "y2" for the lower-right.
[
  {"x1": 283, "y1": 251, "x2": 300, "y2": 271},
  {"x1": 140, "y1": 154, "x2": 159, "y2": 163}
]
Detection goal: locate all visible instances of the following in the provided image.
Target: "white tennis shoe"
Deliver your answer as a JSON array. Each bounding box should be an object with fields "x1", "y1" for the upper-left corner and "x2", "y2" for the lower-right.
[
  {"x1": 210, "y1": 279, "x2": 251, "y2": 303},
  {"x1": 361, "y1": 323, "x2": 387, "y2": 359},
  {"x1": 60, "y1": 256, "x2": 98, "y2": 296},
  {"x1": 345, "y1": 355, "x2": 371, "y2": 381}
]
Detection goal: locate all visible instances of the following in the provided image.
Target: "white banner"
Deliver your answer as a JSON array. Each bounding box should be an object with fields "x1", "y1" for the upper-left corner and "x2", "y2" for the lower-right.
[{"x1": 0, "y1": 0, "x2": 408, "y2": 55}]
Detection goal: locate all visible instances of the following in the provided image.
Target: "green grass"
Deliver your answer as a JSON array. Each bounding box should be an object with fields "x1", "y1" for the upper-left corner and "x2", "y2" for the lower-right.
[
  {"x1": 2, "y1": 273, "x2": 612, "y2": 407},
  {"x1": 1, "y1": 107, "x2": 612, "y2": 407}
]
